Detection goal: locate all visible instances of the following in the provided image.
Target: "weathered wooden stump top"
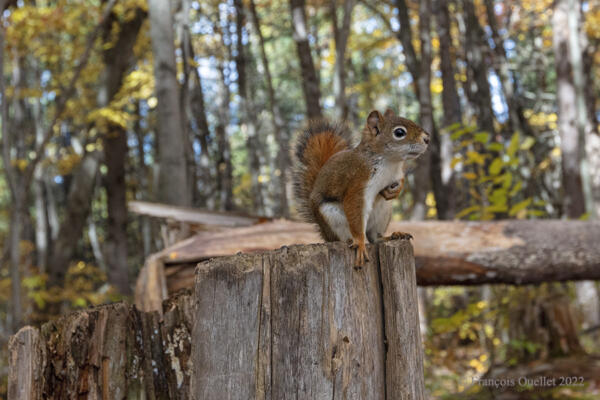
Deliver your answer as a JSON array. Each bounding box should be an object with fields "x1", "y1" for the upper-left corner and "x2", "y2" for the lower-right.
[{"x1": 10, "y1": 240, "x2": 424, "y2": 400}]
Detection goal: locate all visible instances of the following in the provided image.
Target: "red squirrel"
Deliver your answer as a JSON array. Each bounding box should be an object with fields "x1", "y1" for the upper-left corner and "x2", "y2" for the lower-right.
[{"x1": 293, "y1": 108, "x2": 429, "y2": 266}]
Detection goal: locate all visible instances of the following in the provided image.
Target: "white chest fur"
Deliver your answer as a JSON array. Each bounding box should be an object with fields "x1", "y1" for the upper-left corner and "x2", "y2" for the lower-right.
[{"x1": 362, "y1": 159, "x2": 404, "y2": 230}]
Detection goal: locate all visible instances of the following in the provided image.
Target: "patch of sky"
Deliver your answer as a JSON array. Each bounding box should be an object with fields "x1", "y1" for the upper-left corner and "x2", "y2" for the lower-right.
[
  {"x1": 193, "y1": 141, "x2": 201, "y2": 156},
  {"x1": 488, "y1": 71, "x2": 508, "y2": 123},
  {"x1": 504, "y1": 39, "x2": 516, "y2": 59},
  {"x1": 398, "y1": 72, "x2": 413, "y2": 88},
  {"x1": 360, "y1": 17, "x2": 379, "y2": 34},
  {"x1": 41, "y1": 70, "x2": 51, "y2": 88},
  {"x1": 484, "y1": 26, "x2": 496, "y2": 49}
]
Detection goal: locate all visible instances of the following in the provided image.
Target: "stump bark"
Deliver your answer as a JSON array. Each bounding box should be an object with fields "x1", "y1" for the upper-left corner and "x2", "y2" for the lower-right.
[{"x1": 10, "y1": 240, "x2": 424, "y2": 399}]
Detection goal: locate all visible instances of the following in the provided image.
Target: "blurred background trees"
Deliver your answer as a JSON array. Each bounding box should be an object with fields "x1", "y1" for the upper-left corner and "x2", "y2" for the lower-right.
[{"x1": 0, "y1": 0, "x2": 599, "y2": 396}]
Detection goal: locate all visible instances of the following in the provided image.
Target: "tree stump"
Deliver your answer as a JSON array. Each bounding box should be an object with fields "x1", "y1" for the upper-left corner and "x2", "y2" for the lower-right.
[{"x1": 9, "y1": 240, "x2": 424, "y2": 399}]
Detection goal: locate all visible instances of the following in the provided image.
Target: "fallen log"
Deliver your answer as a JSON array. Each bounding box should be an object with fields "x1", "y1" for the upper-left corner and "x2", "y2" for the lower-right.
[
  {"x1": 128, "y1": 200, "x2": 267, "y2": 228},
  {"x1": 135, "y1": 220, "x2": 600, "y2": 311},
  {"x1": 11, "y1": 240, "x2": 425, "y2": 399}
]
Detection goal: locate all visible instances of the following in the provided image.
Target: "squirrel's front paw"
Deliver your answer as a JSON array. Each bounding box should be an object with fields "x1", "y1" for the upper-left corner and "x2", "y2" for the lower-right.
[
  {"x1": 348, "y1": 238, "x2": 369, "y2": 268},
  {"x1": 380, "y1": 178, "x2": 404, "y2": 200},
  {"x1": 385, "y1": 231, "x2": 413, "y2": 241}
]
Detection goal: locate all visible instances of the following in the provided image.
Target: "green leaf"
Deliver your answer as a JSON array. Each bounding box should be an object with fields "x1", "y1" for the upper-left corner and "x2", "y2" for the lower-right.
[
  {"x1": 474, "y1": 132, "x2": 490, "y2": 144},
  {"x1": 509, "y1": 181, "x2": 523, "y2": 197},
  {"x1": 494, "y1": 172, "x2": 513, "y2": 189},
  {"x1": 446, "y1": 122, "x2": 462, "y2": 132},
  {"x1": 451, "y1": 129, "x2": 467, "y2": 140},
  {"x1": 489, "y1": 157, "x2": 503, "y2": 176},
  {"x1": 507, "y1": 132, "x2": 520, "y2": 157},
  {"x1": 478, "y1": 175, "x2": 493, "y2": 184},
  {"x1": 451, "y1": 125, "x2": 476, "y2": 140},
  {"x1": 455, "y1": 205, "x2": 480, "y2": 219},
  {"x1": 490, "y1": 188, "x2": 507, "y2": 206},
  {"x1": 509, "y1": 198, "x2": 532, "y2": 216},
  {"x1": 527, "y1": 209, "x2": 546, "y2": 217},
  {"x1": 488, "y1": 142, "x2": 504, "y2": 152},
  {"x1": 484, "y1": 204, "x2": 508, "y2": 213}
]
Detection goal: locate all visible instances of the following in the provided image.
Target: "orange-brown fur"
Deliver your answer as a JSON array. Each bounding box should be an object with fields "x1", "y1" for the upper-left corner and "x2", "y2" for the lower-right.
[{"x1": 303, "y1": 132, "x2": 349, "y2": 200}]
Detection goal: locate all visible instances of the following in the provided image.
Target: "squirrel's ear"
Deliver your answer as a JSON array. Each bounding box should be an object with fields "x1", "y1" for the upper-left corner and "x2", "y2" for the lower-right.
[
  {"x1": 384, "y1": 108, "x2": 396, "y2": 119},
  {"x1": 367, "y1": 110, "x2": 383, "y2": 135}
]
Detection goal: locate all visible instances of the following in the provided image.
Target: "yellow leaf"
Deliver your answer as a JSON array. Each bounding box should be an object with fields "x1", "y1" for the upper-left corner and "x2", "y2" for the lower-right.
[
  {"x1": 466, "y1": 151, "x2": 486, "y2": 166},
  {"x1": 430, "y1": 78, "x2": 443, "y2": 94}
]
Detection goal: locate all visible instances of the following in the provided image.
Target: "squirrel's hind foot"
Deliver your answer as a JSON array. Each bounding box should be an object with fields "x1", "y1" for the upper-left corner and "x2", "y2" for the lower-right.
[{"x1": 348, "y1": 238, "x2": 369, "y2": 268}]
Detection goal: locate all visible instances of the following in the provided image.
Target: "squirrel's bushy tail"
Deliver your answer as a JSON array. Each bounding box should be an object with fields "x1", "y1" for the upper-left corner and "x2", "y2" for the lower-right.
[{"x1": 293, "y1": 120, "x2": 353, "y2": 222}]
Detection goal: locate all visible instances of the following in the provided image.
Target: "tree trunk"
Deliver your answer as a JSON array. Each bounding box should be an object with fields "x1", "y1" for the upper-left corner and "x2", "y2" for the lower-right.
[
  {"x1": 433, "y1": 0, "x2": 460, "y2": 218},
  {"x1": 215, "y1": 62, "x2": 235, "y2": 211},
  {"x1": 0, "y1": 13, "x2": 24, "y2": 331},
  {"x1": 434, "y1": 0, "x2": 462, "y2": 128},
  {"x1": 32, "y1": 169, "x2": 48, "y2": 272},
  {"x1": 330, "y1": 0, "x2": 355, "y2": 120},
  {"x1": 582, "y1": 42, "x2": 598, "y2": 137},
  {"x1": 566, "y1": 0, "x2": 594, "y2": 217},
  {"x1": 182, "y1": 1, "x2": 212, "y2": 207},
  {"x1": 394, "y1": 0, "x2": 443, "y2": 219},
  {"x1": 249, "y1": 0, "x2": 289, "y2": 216},
  {"x1": 418, "y1": 0, "x2": 448, "y2": 220},
  {"x1": 462, "y1": 0, "x2": 496, "y2": 136},
  {"x1": 177, "y1": 0, "x2": 201, "y2": 208},
  {"x1": 32, "y1": 95, "x2": 49, "y2": 273},
  {"x1": 234, "y1": 0, "x2": 265, "y2": 214},
  {"x1": 148, "y1": 0, "x2": 189, "y2": 206},
  {"x1": 99, "y1": 8, "x2": 144, "y2": 295},
  {"x1": 47, "y1": 151, "x2": 102, "y2": 288},
  {"x1": 11, "y1": 240, "x2": 425, "y2": 399},
  {"x1": 553, "y1": 0, "x2": 586, "y2": 218},
  {"x1": 103, "y1": 130, "x2": 130, "y2": 294},
  {"x1": 8, "y1": 198, "x2": 24, "y2": 332},
  {"x1": 483, "y1": 0, "x2": 533, "y2": 137},
  {"x1": 290, "y1": 0, "x2": 323, "y2": 119}
]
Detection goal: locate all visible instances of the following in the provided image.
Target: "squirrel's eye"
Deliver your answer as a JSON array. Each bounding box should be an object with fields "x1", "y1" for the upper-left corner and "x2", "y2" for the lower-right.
[{"x1": 393, "y1": 127, "x2": 407, "y2": 139}]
